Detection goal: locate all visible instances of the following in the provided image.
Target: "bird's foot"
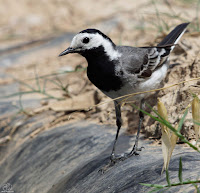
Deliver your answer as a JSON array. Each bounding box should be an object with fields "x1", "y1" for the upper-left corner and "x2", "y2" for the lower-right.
[
  {"x1": 98, "y1": 160, "x2": 115, "y2": 174},
  {"x1": 111, "y1": 145, "x2": 145, "y2": 162},
  {"x1": 99, "y1": 146, "x2": 144, "y2": 174},
  {"x1": 128, "y1": 145, "x2": 145, "y2": 157}
]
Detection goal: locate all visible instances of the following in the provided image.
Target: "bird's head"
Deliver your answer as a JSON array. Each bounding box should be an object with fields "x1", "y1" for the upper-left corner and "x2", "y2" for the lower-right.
[{"x1": 59, "y1": 29, "x2": 121, "y2": 61}]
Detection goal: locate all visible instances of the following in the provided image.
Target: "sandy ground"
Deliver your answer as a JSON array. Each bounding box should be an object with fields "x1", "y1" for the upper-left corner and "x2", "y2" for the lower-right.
[{"x1": 0, "y1": 0, "x2": 200, "y2": 141}]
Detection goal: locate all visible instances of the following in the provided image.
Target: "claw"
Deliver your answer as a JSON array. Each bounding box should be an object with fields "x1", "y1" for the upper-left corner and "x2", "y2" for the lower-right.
[
  {"x1": 100, "y1": 146, "x2": 145, "y2": 173},
  {"x1": 136, "y1": 146, "x2": 145, "y2": 151},
  {"x1": 98, "y1": 163, "x2": 113, "y2": 174}
]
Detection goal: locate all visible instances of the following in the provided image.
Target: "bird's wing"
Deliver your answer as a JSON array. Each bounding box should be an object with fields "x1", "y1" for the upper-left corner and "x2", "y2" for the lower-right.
[
  {"x1": 117, "y1": 23, "x2": 189, "y2": 79},
  {"x1": 117, "y1": 46, "x2": 171, "y2": 78}
]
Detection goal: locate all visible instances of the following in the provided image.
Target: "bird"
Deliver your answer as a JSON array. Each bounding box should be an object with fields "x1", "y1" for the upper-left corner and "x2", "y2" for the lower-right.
[{"x1": 59, "y1": 23, "x2": 189, "y2": 164}]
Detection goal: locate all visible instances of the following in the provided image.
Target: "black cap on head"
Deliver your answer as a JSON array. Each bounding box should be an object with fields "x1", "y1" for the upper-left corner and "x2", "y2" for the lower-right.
[{"x1": 79, "y1": 29, "x2": 115, "y2": 46}]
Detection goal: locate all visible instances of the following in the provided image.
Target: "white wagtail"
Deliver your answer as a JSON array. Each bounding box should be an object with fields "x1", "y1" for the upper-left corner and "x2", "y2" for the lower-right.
[{"x1": 59, "y1": 23, "x2": 189, "y2": 163}]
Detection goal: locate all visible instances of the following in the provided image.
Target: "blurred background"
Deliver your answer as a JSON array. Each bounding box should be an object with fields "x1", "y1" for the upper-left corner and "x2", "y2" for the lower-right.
[{"x1": 0, "y1": 0, "x2": 200, "y2": 140}]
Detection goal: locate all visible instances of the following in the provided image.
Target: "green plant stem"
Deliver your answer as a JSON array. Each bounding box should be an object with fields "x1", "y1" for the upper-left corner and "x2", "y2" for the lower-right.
[
  {"x1": 140, "y1": 180, "x2": 200, "y2": 188},
  {"x1": 178, "y1": 157, "x2": 183, "y2": 183},
  {"x1": 3, "y1": 90, "x2": 64, "y2": 100},
  {"x1": 28, "y1": 67, "x2": 86, "y2": 80},
  {"x1": 166, "y1": 169, "x2": 171, "y2": 186},
  {"x1": 34, "y1": 67, "x2": 41, "y2": 91},
  {"x1": 178, "y1": 109, "x2": 188, "y2": 132}
]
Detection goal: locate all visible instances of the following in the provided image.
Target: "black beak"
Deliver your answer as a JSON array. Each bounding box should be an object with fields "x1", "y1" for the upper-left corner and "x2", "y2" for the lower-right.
[{"x1": 58, "y1": 47, "x2": 75, "y2": 57}]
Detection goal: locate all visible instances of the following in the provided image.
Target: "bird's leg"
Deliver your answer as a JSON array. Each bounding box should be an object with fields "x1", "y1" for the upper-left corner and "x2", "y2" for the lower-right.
[
  {"x1": 110, "y1": 101, "x2": 122, "y2": 162},
  {"x1": 128, "y1": 111, "x2": 144, "y2": 156},
  {"x1": 99, "y1": 101, "x2": 122, "y2": 173},
  {"x1": 127, "y1": 99, "x2": 145, "y2": 157},
  {"x1": 111, "y1": 100, "x2": 145, "y2": 161},
  {"x1": 100, "y1": 100, "x2": 145, "y2": 173}
]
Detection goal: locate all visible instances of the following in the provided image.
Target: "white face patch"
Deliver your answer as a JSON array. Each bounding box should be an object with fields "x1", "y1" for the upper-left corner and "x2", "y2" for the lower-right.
[{"x1": 70, "y1": 33, "x2": 121, "y2": 61}]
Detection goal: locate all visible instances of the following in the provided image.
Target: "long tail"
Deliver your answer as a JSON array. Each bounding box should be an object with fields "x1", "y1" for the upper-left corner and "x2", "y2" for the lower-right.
[{"x1": 157, "y1": 22, "x2": 190, "y2": 50}]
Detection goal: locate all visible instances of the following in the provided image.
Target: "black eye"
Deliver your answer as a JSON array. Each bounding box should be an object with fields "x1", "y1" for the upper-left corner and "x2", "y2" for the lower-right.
[{"x1": 82, "y1": 37, "x2": 90, "y2": 44}]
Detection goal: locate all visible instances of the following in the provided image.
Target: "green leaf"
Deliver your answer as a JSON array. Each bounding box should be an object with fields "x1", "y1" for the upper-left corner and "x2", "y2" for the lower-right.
[
  {"x1": 146, "y1": 103, "x2": 167, "y2": 122},
  {"x1": 178, "y1": 109, "x2": 188, "y2": 132},
  {"x1": 166, "y1": 169, "x2": 171, "y2": 186},
  {"x1": 139, "y1": 183, "x2": 164, "y2": 188},
  {"x1": 178, "y1": 157, "x2": 183, "y2": 183}
]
